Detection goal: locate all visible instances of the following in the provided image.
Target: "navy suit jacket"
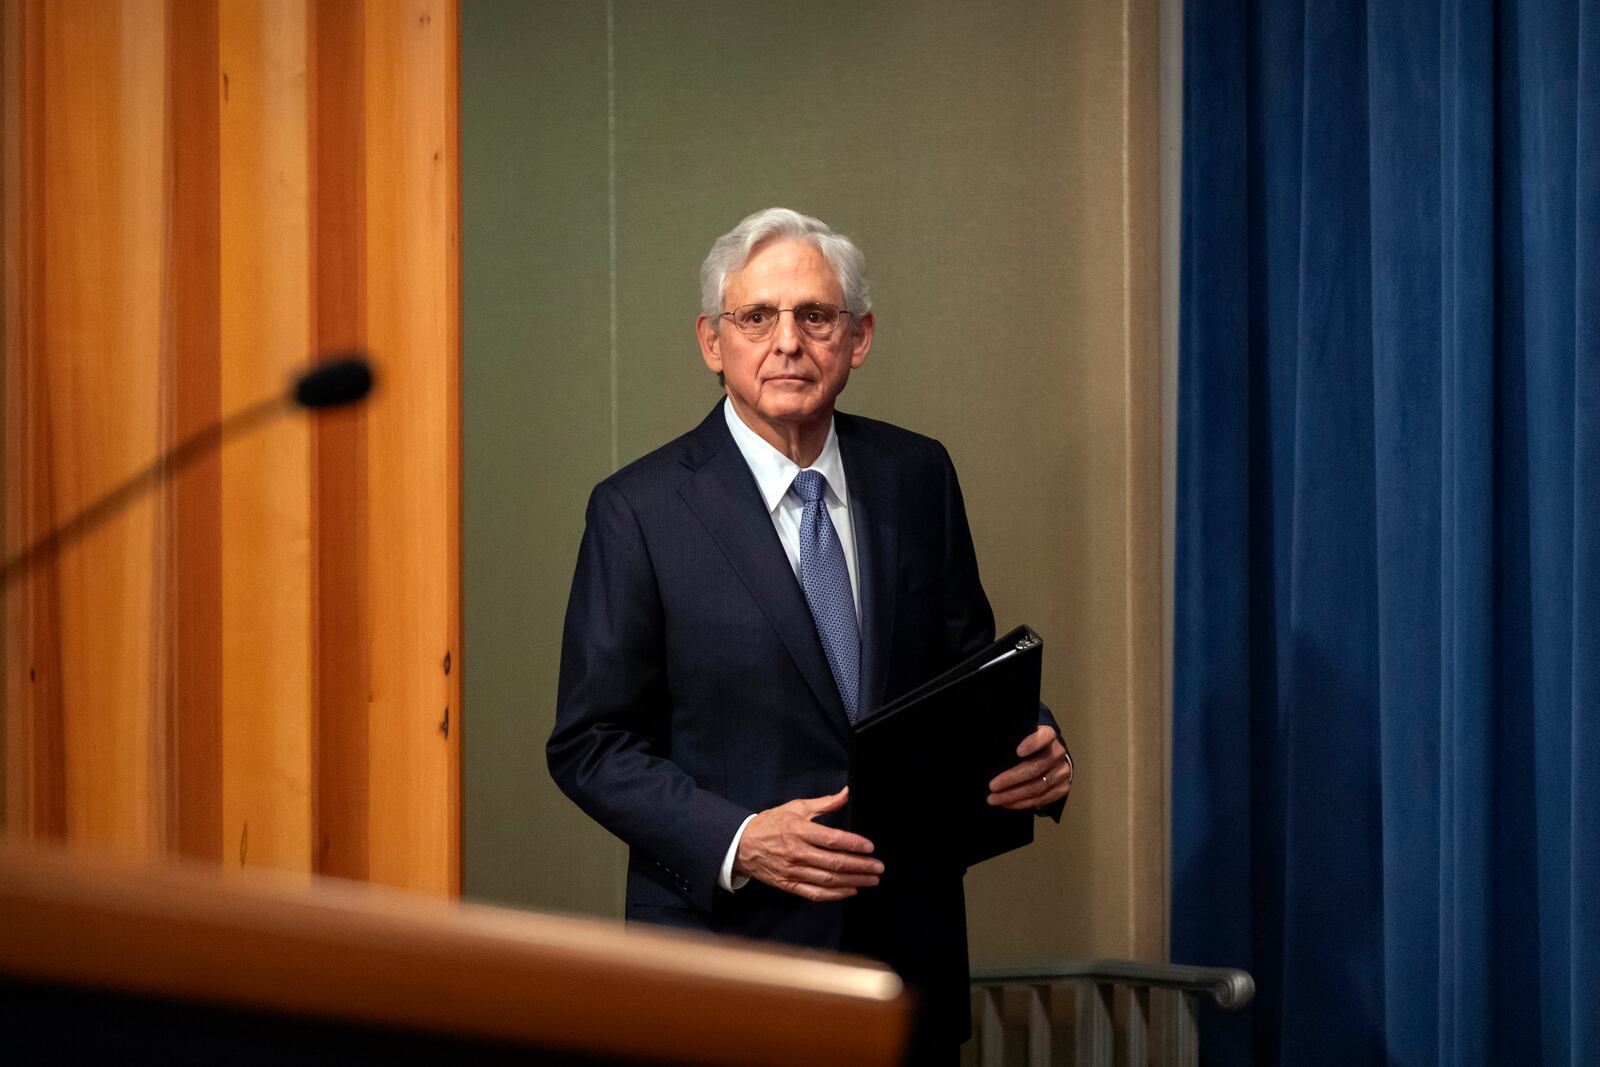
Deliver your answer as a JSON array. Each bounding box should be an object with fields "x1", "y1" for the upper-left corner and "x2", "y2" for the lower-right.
[{"x1": 548, "y1": 400, "x2": 1057, "y2": 1042}]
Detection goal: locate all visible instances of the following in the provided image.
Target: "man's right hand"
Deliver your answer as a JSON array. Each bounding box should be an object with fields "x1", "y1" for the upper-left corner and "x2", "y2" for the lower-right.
[{"x1": 734, "y1": 787, "x2": 883, "y2": 901}]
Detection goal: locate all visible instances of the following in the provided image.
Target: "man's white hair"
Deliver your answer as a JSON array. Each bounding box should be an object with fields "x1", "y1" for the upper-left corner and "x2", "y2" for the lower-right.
[{"x1": 699, "y1": 207, "x2": 872, "y2": 322}]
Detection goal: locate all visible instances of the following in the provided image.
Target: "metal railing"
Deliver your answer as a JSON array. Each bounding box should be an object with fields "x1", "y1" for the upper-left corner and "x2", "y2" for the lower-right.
[{"x1": 969, "y1": 960, "x2": 1254, "y2": 1066}]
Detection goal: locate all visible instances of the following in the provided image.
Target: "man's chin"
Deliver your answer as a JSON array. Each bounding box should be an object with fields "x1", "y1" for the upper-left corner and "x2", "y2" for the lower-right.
[
  {"x1": 755, "y1": 398, "x2": 829, "y2": 424},
  {"x1": 758, "y1": 380, "x2": 818, "y2": 402}
]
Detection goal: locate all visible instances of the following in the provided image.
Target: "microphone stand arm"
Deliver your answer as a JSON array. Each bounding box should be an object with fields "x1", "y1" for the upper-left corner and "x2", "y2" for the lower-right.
[{"x1": 0, "y1": 393, "x2": 291, "y2": 589}]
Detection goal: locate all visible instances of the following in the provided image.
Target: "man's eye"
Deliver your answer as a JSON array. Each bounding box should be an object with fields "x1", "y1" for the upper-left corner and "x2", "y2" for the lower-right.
[
  {"x1": 800, "y1": 308, "x2": 827, "y2": 325},
  {"x1": 741, "y1": 307, "x2": 773, "y2": 325}
]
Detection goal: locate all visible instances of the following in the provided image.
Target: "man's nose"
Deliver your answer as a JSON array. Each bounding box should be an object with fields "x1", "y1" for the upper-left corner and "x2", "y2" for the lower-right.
[{"x1": 772, "y1": 309, "x2": 803, "y2": 354}]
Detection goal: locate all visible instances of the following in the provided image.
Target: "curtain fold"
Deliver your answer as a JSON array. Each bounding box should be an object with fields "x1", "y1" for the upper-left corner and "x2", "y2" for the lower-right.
[{"x1": 1174, "y1": 1, "x2": 1599, "y2": 1063}]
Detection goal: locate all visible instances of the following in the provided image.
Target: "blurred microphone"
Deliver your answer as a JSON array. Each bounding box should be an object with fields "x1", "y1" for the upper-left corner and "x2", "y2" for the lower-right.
[
  {"x1": 0, "y1": 353, "x2": 375, "y2": 589},
  {"x1": 294, "y1": 354, "x2": 374, "y2": 408}
]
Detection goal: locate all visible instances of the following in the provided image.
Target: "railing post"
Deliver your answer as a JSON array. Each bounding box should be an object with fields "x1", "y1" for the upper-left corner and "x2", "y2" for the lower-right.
[
  {"x1": 979, "y1": 985, "x2": 1004, "y2": 1067},
  {"x1": 1151, "y1": 987, "x2": 1199, "y2": 1067},
  {"x1": 1026, "y1": 984, "x2": 1052, "y2": 1067},
  {"x1": 1072, "y1": 979, "x2": 1113, "y2": 1067},
  {"x1": 1125, "y1": 985, "x2": 1149, "y2": 1066}
]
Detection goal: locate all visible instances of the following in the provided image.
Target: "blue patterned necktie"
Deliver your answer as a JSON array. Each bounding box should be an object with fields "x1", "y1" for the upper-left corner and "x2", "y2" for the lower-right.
[{"x1": 792, "y1": 469, "x2": 861, "y2": 723}]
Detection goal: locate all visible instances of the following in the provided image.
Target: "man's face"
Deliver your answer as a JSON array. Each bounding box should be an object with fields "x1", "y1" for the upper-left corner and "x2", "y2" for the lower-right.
[{"x1": 696, "y1": 239, "x2": 874, "y2": 434}]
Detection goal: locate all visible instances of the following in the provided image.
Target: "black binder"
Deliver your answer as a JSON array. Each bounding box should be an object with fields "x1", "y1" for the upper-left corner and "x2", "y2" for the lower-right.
[{"x1": 846, "y1": 625, "x2": 1044, "y2": 879}]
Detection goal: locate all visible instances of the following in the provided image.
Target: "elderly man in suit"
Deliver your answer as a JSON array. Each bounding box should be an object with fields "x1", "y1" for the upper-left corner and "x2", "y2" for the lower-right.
[{"x1": 547, "y1": 207, "x2": 1071, "y2": 1063}]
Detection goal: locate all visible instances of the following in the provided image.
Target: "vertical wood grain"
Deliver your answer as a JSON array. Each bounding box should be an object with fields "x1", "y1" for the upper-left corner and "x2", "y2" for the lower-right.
[
  {"x1": 441, "y1": 0, "x2": 462, "y2": 898},
  {"x1": 1, "y1": 0, "x2": 57, "y2": 837},
  {"x1": 218, "y1": 0, "x2": 312, "y2": 873},
  {"x1": 163, "y1": 0, "x2": 223, "y2": 863},
  {"x1": 363, "y1": 0, "x2": 459, "y2": 895},
  {"x1": 37, "y1": 0, "x2": 167, "y2": 856},
  {"x1": 1, "y1": 0, "x2": 15, "y2": 822},
  {"x1": 19, "y1": 0, "x2": 67, "y2": 847},
  {"x1": 4, "y1": 0, "x2": 460, "y2": 894},
  {"x1": 309, "y1": 0, "x2": 370, "y2": 882}
]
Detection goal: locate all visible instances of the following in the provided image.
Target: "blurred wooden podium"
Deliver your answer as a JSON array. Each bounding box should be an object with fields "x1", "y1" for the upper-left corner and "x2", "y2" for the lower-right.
[{"x1": 0, "y1": 841, "x2": 907, "y2": 1065}]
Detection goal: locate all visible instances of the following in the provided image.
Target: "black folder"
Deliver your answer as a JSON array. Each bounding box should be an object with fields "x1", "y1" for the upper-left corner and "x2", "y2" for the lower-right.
[{"x1": 846, "y1": 625, "x2": 1044, "y2": 879}]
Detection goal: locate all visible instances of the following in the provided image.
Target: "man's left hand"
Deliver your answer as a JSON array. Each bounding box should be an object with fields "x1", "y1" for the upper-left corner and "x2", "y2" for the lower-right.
[{"x1": 987, "y1": 725, "x2": 1072, "y2": 810}]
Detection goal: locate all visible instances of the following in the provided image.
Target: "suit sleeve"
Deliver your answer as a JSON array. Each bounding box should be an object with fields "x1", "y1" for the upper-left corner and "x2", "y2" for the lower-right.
[
  {"x1": 936, "y1": 442, "x2": 998, "y2": 661},
  {"x1": 546, "y1": 481, "x2": 750, "y2": 913},
  {"x1": 937, "y1": 443, "x2": 1069, "y2": 823}
]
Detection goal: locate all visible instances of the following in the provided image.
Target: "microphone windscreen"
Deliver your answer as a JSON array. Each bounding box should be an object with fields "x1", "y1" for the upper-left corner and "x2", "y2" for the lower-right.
[{"x1": 294, "y1": 355, "x2": 374, "y2": 409}]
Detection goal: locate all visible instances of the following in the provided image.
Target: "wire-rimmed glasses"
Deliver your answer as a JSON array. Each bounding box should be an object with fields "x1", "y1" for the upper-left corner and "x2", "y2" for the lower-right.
[{"x1": 718, "y1": 302, "x2": 853, "y2": 340}]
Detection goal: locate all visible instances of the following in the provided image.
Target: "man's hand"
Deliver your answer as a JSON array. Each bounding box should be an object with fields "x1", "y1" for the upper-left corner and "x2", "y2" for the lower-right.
[
  {"x1": 987, "y1": 725, "x2": 1073, "y2": 810},
  {"x1": 734, "y1": 787, "x2": 883, "y2": 901}
]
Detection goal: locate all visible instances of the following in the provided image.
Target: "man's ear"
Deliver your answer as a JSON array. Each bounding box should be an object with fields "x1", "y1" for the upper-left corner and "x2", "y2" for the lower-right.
[
  {"x1": 696, "y1": 315, "x2": 724, "y2": 375},
  {"x1": 849, "y1": 311, "x2": 874, "y2": 369}
]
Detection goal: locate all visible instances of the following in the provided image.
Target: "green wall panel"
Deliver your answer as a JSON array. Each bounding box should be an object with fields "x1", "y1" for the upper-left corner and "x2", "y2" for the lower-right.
[{"x1": 463, "y1": 0, "x2": 1158, "y2": 964}]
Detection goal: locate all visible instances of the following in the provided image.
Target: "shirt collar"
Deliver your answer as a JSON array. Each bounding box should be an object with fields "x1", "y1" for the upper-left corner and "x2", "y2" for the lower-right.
[{"x1": 722, "y1": 399, "x2": 849, "y2": 515}]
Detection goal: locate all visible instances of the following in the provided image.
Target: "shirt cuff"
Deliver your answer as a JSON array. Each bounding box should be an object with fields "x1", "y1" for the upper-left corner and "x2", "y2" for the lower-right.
[{"x1": 719, "y1": 814, "x2": 757, "y2": 892}]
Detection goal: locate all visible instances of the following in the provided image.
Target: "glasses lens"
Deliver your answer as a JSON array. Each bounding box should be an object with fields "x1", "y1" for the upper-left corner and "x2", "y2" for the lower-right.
[
  {"x1": 733, "y1": 305, "x2": 777, "y2": 336},
  {"x1": 793, "y1": 303, "x2": 840, "y2": 337}
]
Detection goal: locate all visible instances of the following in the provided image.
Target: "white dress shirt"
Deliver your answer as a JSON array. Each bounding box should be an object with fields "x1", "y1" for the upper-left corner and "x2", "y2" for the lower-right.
[{"x1": 717, "y1": 399, "x2": 862, "y2": 891}]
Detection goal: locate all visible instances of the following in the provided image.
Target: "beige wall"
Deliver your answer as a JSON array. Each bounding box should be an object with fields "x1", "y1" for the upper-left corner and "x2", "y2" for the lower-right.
[{"x1": 463, "y1": 0, "x2": 1166, "y2": 963}]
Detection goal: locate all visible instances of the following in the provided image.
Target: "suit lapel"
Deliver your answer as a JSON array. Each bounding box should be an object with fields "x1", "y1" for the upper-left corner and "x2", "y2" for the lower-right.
[
  {"x1": 679, "y1": 404, "x2": 852, "y2": 738},
  {"x1": 837, "y1": 414, "x2": 898, "y2": 718}
]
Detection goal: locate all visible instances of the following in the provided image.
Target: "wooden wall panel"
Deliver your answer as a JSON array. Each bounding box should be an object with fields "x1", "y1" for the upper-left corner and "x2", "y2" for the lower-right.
[
  {"x1": 0, "y1": 0, "x2": 58, "y2": 838},
  {"x1": 1, "y1": 0, "x2": 20, "y2": 825},
  {"x1": 309, "y1": 0, "x2": 370, "y2": 882},
  {"x1": 362, "y1": 0, "x2": 459, "y2": 895},
  {"x1": 163, "y1": 0, "x2": 223, "y2": 865},
  {"x1": 218, "y1": 0, "x2": 313, "y2": 875},
  {"x1": 36, "y1": 0, "x2": 166, "y2": 857},
  {"x1": 2, "y1": 0, "x2": 460, "y2": 895}
]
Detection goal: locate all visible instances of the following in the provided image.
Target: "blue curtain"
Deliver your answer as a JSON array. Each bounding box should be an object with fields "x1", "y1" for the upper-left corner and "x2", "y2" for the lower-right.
[{"x1": 1173, "y1": 0, "x2": 1599, "y2": 1063}]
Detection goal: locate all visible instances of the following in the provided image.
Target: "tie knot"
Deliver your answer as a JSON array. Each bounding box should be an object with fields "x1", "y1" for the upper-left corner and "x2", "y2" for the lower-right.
[{"x1": 792, "y1": 469, "x2": 827, "y2": 504}]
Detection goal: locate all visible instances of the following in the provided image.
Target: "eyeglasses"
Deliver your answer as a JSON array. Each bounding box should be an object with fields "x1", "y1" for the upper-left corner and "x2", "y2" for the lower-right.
[{"x1": 718, "y1": 303, "x2": 853, "y2": 340}]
